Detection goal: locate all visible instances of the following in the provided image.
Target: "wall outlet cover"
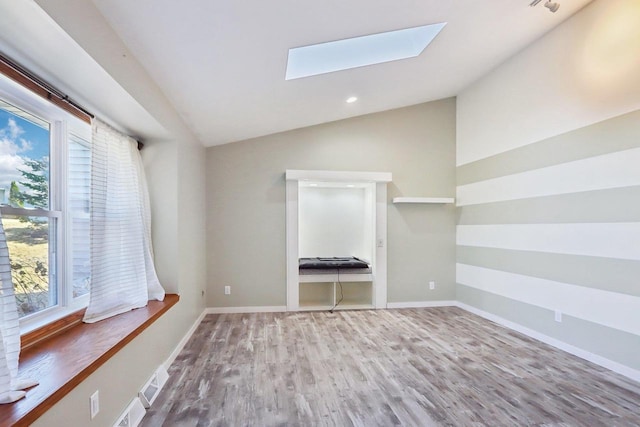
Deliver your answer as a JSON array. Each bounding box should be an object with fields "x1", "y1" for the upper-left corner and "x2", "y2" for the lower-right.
[
  {"x1": 554, "y1": 310, "x2": 563, "y2": 323},
  {"x1": 90, "y1": 390, "x2": 99, "y2": 419}
]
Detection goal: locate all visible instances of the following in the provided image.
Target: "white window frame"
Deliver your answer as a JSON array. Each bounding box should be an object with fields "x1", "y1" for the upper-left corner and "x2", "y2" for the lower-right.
[{"x1": 0, "y1": 73, "x2": 91, "y2": 334}]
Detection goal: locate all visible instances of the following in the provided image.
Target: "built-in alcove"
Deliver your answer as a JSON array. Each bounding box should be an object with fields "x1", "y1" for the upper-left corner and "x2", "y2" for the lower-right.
[{"x1": 285, "y1": 170, "x2": 391, "y2": 311}]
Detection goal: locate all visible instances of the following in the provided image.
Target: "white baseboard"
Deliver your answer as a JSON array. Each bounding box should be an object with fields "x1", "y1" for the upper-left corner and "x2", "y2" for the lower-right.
[
  {"x1": 205, "y1": 305, "x2": 287, "y2": 314},
  {"x1": 455, "y1": 302, "x2": 640, "y2": 384},
  {"x1": 387, "y1": 300, "x2": 456, "y2": 309},
  {"x1": 163, "y1": 309, "x2": 207, "y2": 369}
]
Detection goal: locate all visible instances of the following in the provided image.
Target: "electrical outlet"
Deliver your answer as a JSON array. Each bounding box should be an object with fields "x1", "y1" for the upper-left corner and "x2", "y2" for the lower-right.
[
  {"x1": 90, "y1": 390, "x2": 99, "y2": 419},
  {"x1": 377, "y1": 238, "x2": 384, "y2": 248},
  {"x1": 224, "y1": 286, "x2": 231, "y2": 295},
  {"x1": 429, "y1": 281, "x2": 435, "y2": 290},
  {"x1": 554, "y1": 310, "x2": 562, "y2": 323}
]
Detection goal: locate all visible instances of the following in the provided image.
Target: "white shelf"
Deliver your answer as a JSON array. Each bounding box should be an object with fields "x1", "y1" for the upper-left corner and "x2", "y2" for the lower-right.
[
  {"x1": 299, "y1": 273, "x2": 373, "y2": 283},
  {"x1": 392, "y1": 197, "x2": 455, "y2": 204}
]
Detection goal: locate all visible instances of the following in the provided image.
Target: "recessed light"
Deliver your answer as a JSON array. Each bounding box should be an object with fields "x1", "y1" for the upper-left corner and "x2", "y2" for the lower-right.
[
  {"x1": 346, "y1": 96, "x2": 358, "y2": 103},
  {"x1": 285, "y1": 22, "x2": 447, "y2": 80}
]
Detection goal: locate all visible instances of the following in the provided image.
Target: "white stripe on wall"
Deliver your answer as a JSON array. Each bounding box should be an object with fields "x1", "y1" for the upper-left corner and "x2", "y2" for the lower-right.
[
  {"x1": 456, "y1": 263, "x2": 640, "y2": 336},
  {"x1": 456, "y1": 147, "x2": 640, "y2": 206},
  {"x1": 456, "y1": 223, "x2": 640, "y2": 261}
]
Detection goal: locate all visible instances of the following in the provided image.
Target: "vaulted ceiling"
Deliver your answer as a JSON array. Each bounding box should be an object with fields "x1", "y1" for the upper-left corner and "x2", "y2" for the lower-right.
[{"x1": 3, "y1": 0, "x2": 594, "y2": 147}]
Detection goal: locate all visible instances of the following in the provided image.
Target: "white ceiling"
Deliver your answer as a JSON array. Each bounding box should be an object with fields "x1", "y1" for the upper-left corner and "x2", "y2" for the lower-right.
[
  {"x1": 88, "y1": 0, "x2": 594, "y2": 146},
  {"x1": 6, "y1": 0, "x2": 595, "y2": 147},
  {"x1": 0, "y1": 0, "x2": 170, "y2": 142}
]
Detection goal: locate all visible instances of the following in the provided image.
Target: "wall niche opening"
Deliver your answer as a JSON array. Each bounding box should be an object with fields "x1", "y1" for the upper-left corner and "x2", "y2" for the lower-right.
[{"x1": 285, "y1": 170, "x2": 391, "y2": 311}]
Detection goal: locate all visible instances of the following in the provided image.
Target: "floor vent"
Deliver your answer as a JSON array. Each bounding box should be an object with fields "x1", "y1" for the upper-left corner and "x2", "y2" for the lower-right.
[
  {"x1": 138, "y1": 365, "x2": 169, "y2": 408},
  {"x1": 113, "y1": 398, "x2": 146, "y2": 427}
]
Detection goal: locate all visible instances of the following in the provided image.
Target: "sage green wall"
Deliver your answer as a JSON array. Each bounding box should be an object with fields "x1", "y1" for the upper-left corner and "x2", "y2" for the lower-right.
[
  {"x1": 178, "y1": 143, "x2": 209, "y2": 314},
  {"x1": 15, "y1": 1, "x2": 209, "y2": 424},
  {"x1": 32, "y1": 139, "x2": 207, "y2": 426},
  {"x1": 206, "y1": 99, "x2": 457, "y2": 307},
  {"x1": 31, "y1": 302, "x2": 183, "y2": 427}
]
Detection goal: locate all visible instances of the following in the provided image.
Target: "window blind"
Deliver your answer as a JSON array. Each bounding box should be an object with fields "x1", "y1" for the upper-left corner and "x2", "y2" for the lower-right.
[{"x1": 0, "y1": 210, "x2": 38, "y2": 403}]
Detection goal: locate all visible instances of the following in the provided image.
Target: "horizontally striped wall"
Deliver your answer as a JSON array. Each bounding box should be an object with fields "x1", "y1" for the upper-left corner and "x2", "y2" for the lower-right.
[{"x1": 455, "y1": 109, "x2": 640, "y2": 371}]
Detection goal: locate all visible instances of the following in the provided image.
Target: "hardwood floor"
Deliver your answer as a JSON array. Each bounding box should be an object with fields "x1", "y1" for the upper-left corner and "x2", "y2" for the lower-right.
[{"x1": 141, "y1": 308, "x2": 640, "y2": 426}]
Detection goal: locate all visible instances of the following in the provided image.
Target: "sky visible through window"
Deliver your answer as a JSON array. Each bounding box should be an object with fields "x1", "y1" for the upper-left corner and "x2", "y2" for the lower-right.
[
  {"x1": 0, "y1": 106, "x2": 53, "y2": 316},
  {"x1": 0, "y1": 108, "x2": 50, "y2": 203}
]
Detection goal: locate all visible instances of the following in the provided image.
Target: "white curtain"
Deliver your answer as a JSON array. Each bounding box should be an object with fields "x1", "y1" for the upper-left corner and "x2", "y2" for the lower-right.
[
  {"x1": 83, "y1": 119, "x2": 164, "y2": 323},
  {"x1": 0, "y1": 210, "x2": 38, "y2": 403}
]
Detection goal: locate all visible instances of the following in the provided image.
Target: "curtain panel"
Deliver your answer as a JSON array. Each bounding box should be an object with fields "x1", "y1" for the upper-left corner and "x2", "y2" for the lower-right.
[
  {"x1": 0, "y1": 210, "x2": 38, "y2": 403},
  {"x1": 83, "y1": 119, "x2": 164, "y2": 324}
]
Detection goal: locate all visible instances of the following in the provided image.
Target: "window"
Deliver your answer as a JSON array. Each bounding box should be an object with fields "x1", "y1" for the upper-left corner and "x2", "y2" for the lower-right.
[{"x1": 0, "y1": 73, "x2": 91, "y2": 328}]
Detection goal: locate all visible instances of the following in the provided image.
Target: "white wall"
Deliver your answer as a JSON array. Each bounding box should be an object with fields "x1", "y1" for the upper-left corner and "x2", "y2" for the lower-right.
[
  {"x1": 299, "y1": 186, "x2": 372, "y2": 260},
  {"x1": 456, "y1": 0, "x2": 640, "y2": 373},
  {"x1": 457, "y1": 0, "x2": 640, "y2": 166}
]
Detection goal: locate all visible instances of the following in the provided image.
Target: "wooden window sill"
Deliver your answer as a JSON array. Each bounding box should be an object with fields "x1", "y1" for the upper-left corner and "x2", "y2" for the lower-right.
[{"x1": 0, "y1": 294, "x2": 179, "y2": 427}]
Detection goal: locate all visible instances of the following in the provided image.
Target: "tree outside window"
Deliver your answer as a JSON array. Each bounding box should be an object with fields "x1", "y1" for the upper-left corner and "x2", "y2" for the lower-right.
[{"x1": 0, "y1": 107, "x2": 53, "y2": 317}]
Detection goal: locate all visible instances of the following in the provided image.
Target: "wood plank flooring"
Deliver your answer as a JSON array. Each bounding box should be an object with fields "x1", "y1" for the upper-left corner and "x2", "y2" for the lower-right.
[{"x1": 141, "y1": 308, "x2": 640, "y2": 426}]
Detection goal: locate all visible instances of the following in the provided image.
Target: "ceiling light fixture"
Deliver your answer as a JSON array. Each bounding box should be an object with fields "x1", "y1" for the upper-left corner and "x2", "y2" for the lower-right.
[
  {"x1": 544, "y1": 1, "x2": 560, "y2": 13},
  {"x1": 346, "y1": 96, "x2": 358, "y2": 103},
  {"x1": 529, "y1": 0, "x2": 560, "y2": 13}
]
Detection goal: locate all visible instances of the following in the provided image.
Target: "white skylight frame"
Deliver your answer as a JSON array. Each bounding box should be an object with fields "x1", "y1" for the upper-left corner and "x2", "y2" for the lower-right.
[{"x1": 285, "y1": 22, "x2": 447, "y2": 80}]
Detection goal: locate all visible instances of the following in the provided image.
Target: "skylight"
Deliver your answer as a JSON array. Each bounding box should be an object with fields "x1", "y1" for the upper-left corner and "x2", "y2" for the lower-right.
[{"x1": 285, "y1": 23, "x2": 447, "y2": 80}]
